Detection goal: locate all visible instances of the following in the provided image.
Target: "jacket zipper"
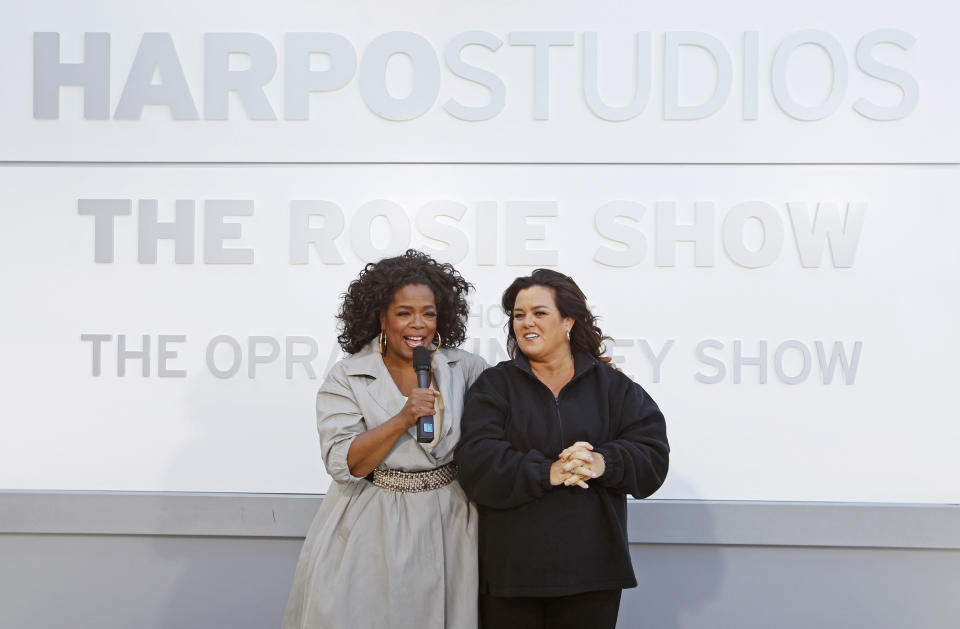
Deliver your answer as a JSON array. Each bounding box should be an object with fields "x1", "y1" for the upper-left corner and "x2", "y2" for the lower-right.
[
  {"x1": 513, "y1": 359, "x2": 596, "y2": 454},
  {"x1": 554, "y1": 396, "x2": 565, "y2": 453}
]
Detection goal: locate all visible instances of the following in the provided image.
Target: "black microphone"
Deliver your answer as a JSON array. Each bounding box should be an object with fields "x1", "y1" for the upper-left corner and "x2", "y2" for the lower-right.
[{"x1": 412, "y1": 346, "x2": 434, "y2": 443}]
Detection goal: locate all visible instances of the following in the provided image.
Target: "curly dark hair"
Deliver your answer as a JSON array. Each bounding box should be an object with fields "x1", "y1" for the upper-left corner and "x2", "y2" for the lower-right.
[
  {"x1": 337, "y1": 250, "x2": 473, "y2": 354},
  {"x1": 501, "y1": 269, "x2": 610, "y2": 360}
]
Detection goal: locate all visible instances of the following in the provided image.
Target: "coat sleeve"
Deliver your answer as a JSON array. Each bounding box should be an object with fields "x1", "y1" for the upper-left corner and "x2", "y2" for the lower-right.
[
  {"x1": 455, "y1": 370, "x2": 554, "y2": 509},
  {"x1": 462, "y1": 351, "x2": 490, "y2": 389},
  {"x1": 593, "y1": 378, "x2": 670, "y2": 499},
  {"x1": 316, "y1": 363, "x2": 368, "y2": 484}
]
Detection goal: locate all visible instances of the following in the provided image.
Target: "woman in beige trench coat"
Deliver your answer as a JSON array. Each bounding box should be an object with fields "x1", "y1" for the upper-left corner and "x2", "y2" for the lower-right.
[{"x1": 283, "y1": 250, "x2": 487, "y2": 629}]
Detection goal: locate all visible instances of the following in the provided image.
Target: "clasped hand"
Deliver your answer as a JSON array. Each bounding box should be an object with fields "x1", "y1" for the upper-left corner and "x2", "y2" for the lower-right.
[{"x1": 549, "y1": 441, "x2": 605, "y2": 489}]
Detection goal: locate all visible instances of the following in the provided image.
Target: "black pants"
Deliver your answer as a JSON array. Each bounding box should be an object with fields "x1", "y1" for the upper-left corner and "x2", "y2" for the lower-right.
[{"x1": 479, "y1": 589, "x2": 622, "y2": 629}]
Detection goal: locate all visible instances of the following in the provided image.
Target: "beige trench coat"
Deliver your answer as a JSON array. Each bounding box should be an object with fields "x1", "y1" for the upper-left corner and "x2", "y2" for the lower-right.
[{"x1": 282, "y1": 339, "x2": 488, "y2": 629}]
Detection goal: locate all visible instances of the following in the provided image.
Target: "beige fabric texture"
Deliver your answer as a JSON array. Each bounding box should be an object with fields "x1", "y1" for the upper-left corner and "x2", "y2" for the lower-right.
[{"x1": 283, "y1": 339, "x2": 488, "y2": 629}]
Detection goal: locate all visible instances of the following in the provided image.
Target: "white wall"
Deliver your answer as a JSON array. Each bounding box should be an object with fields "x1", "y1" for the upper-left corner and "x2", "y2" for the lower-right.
[{"x1": 1, "y1": 0, "x2": 957, "y2": 502}]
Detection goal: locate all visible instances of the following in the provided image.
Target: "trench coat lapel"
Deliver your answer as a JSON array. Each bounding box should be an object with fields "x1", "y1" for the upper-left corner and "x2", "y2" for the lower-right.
[
  {"x1": 402, "y1": 347, "x2": 457, "y2": 459},
  {"x1": 428, "y1": 348, "x2": 461, "y2": 461},
  {"x1": 342, "y1": 340, "x2": 405, "y2": 428},
  {"x1": 341, "y1": 340, "x2": 462, "y2": 463}
]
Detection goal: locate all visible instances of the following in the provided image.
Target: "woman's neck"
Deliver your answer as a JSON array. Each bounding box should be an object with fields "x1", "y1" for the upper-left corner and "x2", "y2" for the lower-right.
[
  {"x1": 382, "y1": 350, "x2": 422, "y2": 396},
  {"x1": 528, "y1": 349, "x2": 575, "y2": 395},
  {"x1": 529, "y1": 353, "x2": 573, "y2": 373},
  {"x1": 382, "y1": 350, "x2": 407, "y2": 372}
]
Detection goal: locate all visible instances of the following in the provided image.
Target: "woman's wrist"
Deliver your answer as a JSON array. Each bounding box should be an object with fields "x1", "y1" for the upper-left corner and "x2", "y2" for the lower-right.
[{"x1": 391, "y1": 413, "x2": 415, "y2": 431}]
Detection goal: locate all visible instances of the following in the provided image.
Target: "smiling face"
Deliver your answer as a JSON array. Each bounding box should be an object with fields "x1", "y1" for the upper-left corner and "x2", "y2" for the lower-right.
[
  {"x1": 511, "y1": 285, "x2": 574, "y2": 363},
  {"x1": 379, "y1": 283, "x2": 438, "y2": 363}
]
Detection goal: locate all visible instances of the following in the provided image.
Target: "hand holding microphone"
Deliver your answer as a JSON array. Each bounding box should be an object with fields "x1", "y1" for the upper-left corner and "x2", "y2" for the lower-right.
[{"x1": 412, "y1": 346, "x2": 436, "y2": 443}]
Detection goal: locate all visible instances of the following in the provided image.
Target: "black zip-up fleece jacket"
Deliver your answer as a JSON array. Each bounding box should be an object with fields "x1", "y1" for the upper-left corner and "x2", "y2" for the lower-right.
[{"x1": 455, "y1": 351, "x2": 669, "y2": 597}]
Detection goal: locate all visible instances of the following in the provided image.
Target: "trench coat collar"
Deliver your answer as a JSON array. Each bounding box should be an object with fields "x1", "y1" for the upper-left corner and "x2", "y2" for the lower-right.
[{"x1": 342, "y1": 337, "x2": 464, "y2": 460}]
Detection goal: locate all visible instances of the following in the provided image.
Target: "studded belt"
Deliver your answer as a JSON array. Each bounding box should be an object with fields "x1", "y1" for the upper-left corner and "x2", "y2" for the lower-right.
[{"x1": 369, "y1": 462, "x2": 459, "y2": 493}]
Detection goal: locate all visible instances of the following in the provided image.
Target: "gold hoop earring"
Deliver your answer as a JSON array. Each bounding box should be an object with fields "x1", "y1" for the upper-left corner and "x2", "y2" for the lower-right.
[
  {"x1": 429, "y1": 331, "x2": 443, "y2": 354},
  {"x1": 379, "y1": 331, "x2": 387, "y2": 356}
]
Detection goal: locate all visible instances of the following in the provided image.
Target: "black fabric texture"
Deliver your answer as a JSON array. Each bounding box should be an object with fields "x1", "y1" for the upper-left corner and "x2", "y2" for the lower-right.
[{"x1": 455, "y1": 352, "x2": 669, "y2": 597}]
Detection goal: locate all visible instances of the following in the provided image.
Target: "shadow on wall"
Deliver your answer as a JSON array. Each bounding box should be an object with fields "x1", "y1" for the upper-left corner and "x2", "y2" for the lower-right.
[{"x1": 619, "y1": 477, "x2": 723, "y2": 629}]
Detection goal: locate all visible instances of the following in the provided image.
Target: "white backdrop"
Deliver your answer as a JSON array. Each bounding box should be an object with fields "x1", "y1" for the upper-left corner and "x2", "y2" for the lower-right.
[
  {"x1": 1, "y1": 1, "x2": 958, "y2": 502},
  {"x1": 1, "y1": 164, "x2": 957, "y2": 501}
]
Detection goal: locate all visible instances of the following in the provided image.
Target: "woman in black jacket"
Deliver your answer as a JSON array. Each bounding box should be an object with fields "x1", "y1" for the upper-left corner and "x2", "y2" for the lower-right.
[{"x1": 455, "y1": 269, "x2": 669, "y2": 629}]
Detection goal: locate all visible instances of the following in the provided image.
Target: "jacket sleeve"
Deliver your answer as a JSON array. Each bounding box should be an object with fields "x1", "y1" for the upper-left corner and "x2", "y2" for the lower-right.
[
  {"x1": 455, "y1": 370, "x2": 554, "y2": 509},
  {"x1": 316, "y1": 363, "x2": 368, "y2": 485},
  {"x1": 593, "y1": 379, "x2": 669, "y2": 499}
]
